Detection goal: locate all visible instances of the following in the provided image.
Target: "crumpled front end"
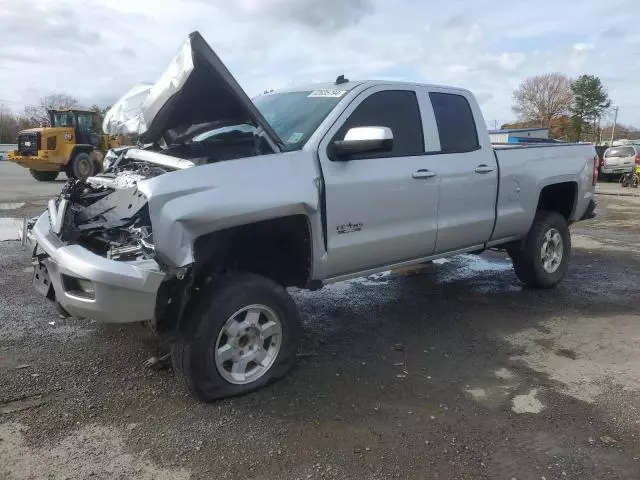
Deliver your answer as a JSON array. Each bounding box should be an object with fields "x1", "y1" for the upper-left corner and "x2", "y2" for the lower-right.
[
  {"x1": 31, "y1": 211, "x2": 165, "y2": 323},
  {"x1": 28, "y1": 151, "x2": 192, "y2": 323},
  {"x1": 52, "y1": 172, "x2": 154, "y2": 262}
]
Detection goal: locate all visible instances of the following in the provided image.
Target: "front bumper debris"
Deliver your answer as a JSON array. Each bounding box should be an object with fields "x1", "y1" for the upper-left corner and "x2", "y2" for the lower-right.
[{"x1": 30, "y1": 212, "x2": 165, "y2": 323}]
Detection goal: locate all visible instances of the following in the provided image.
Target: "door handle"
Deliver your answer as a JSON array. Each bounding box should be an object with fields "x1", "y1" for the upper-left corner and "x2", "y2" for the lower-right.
[
  {"x1": 475, "y1": 164, "x2": 495, "y2": 174},
  {"x1": 412, "y1": 169, "x2": 437, "y2": 179}
]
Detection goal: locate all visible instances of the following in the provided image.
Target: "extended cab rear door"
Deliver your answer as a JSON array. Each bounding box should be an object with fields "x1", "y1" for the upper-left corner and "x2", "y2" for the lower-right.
[
  {"x1": 318, "y1": 85, "x2": 440, "y2": 277},
  {"x1": 423, "y1": 87, "x2": 499, "y2": 253}
]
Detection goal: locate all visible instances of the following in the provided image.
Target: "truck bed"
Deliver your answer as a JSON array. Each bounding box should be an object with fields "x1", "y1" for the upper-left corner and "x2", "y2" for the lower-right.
[{"x1": 490, "y1": 142, "x2": 596, "y2": 243}]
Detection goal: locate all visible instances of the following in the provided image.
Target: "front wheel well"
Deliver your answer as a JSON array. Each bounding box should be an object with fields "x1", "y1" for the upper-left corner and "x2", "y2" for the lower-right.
[
  {"x1": 537, "y1": 182, "x2": 577, "y2": 221},
  {"x1": 192, "y1": 215, "x2": 312, "y2": 289}
]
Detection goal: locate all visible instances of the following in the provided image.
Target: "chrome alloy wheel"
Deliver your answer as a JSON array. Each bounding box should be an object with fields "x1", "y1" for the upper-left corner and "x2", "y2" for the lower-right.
[
  {"x1": 540, "y1": 228, "x2": 563, "y2": 274},
  {"x1": 214, "y1": 304, "x2": 283, "y2": 385}
]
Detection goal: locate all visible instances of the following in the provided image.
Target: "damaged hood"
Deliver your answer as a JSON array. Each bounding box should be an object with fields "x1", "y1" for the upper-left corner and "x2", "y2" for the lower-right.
[
  {"x1": 102, "y1": 83, "x2": 152, "y2": 136},
  {"x1": 103, "y1": 31, "x2": 284, "y2": 151}
]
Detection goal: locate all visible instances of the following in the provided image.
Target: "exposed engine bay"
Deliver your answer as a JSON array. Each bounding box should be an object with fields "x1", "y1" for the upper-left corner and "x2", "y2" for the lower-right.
[
  {"x1": 50, "y1": 27, "x2": 280, "y2": 266},
  {"x1": 56, "y1": 154, "x2": 167, "y2": 261},
  {"x1": 52, "y1": 119, "x2": 274, "y2": 262}
]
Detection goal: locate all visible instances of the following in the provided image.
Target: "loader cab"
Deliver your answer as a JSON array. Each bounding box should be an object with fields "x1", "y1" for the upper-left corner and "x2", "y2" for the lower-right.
[{"x1": 49, "y1": 109, "x2": 100, "y2": 147}]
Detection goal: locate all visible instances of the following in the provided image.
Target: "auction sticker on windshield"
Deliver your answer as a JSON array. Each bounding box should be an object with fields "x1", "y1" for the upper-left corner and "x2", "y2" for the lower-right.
[{"x1": 308, "y1": 89, "x2": 346, "y2": 98}]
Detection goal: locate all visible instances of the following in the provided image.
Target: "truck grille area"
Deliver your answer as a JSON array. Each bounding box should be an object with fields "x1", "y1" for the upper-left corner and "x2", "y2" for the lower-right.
[{"x1": 18, "y1": 132, "x2": 40, "y2": 156}]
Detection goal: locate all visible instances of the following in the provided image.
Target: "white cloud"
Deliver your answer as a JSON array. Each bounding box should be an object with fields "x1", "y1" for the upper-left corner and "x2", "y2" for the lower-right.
[
  {"x1": 0, "y1": 0, "x2": 639, "y2": 127},
  {"x1": 573, "y1": 43, "x2": 595, "y2": 51}
]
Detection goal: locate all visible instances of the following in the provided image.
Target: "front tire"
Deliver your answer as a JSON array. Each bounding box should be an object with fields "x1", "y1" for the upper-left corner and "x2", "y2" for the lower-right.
[
  {"x1": 67, "y1": 152, "x2": 96, "y2": 180},
  {"x1": 29, "y1": 170, "x2": 58, "y2": 182},
  {"x1": 172, "y1": 274, "x2": 301, "y2": 401},
  {"x1": 509, "y1": 210, "x2": 571, "y2": 289}
]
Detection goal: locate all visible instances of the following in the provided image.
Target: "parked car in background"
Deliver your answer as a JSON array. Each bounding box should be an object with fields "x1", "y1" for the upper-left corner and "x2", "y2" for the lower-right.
[{"x1": 601, "y1": 144, "x2": 640, "y2": 180}]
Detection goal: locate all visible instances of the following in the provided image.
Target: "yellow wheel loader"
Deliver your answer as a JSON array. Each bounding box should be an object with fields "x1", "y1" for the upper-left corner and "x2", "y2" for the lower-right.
[{"x1": 8, "y1": 108, "x2": 129, "y2": 181}]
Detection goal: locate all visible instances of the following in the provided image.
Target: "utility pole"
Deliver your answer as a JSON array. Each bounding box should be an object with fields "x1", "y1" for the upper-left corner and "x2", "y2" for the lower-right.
[
  {"x1": 598, "y1": 116, "x2": 603, "y2": 145},
  {"x1": 610, "y1": 106, "x2": 619, "y2": 146}
]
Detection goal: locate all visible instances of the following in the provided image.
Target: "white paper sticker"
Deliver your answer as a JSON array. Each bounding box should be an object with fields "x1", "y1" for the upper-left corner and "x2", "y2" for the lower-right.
[
  {"x1": 308, "y1": 89, "x2": 347, "y2": 98},
  {"x1": 288, "y1": 132, "x2": 304, "y2": 143}
]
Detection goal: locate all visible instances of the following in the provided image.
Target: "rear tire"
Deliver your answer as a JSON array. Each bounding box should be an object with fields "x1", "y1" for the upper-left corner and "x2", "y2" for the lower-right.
[
  {"x1": 67, "y1": 152, "x2": 96, "y2": 180},
  {"x1": 172, "y1": 273, "x2": 301, "y2": 401},
  {"x1": 29, "y1": 170, "x2": 58, "y2": 182},
  {"x1": 509, "y1": 210, "x2": 571, "y2": 289}
]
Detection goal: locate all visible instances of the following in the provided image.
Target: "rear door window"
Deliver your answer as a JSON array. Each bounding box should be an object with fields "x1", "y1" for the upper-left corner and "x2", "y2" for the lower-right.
[
  {"x1": 605, "y1": 146, "x2": 635, "y2": 157},
  {"x1": 429, "y1": 92, "x2": 479, "y2": 153}
]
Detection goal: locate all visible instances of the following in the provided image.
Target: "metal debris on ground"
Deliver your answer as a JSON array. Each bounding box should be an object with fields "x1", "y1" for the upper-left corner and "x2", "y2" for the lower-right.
[
  {"x1": 143, "y1": 352, "x2": 171, "y2": 369},
  {"x1": 599, "y1": 435, "x2": 617, "y2": 445}
]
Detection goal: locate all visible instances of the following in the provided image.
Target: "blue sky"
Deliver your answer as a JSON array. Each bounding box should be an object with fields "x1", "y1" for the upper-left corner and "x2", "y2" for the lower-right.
[{"x1": 0, "y1": 0, "x2": 639, "y2": 127}]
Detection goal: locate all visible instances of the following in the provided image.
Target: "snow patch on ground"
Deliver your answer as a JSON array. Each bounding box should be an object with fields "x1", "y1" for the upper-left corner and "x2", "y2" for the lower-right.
[
  {"x1": 0, "y1": 202, "x2": 25, "y2": 210},
  {"x1": 0, "y1": 218, "x2": 23, "y2": 241},
  {"x1": 512, "y1": 389, "x2": 544, "y2": 414},
  {"x1": 494, "y1": 367, "x2": 515, "y2": 380}
]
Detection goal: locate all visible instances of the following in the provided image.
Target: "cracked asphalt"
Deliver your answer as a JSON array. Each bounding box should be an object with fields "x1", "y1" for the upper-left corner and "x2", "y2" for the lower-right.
[{"x1": 1, "y1": 161, "x2": 640, "y2": 479}]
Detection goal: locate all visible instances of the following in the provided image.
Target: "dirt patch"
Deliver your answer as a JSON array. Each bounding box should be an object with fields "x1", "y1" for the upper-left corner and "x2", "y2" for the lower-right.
[
  {"x1": 0, "y1": 422, "x2": 191, "y2": 480},
  {"x1": 505, "y1": 315, "x2": 640, "y2": 403}
]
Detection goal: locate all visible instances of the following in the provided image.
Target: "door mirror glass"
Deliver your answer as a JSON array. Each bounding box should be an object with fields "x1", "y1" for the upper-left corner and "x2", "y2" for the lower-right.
[{"x1": 332, "y1": 126, "x2": 394, "y2": 159}]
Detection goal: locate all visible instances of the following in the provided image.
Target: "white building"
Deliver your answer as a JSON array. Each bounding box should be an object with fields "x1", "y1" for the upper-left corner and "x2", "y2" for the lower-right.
[
  {"x1": 0, "y1": 144, "x2": 17, "y2": 160},
  {"x1": 488, "y1": 128, "x2": 549, "y2": 144}
]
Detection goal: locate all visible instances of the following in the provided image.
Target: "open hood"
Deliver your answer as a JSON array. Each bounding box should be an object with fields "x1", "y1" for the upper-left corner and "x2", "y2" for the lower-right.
[{"x1": 104, "y1": 31, "x2": 284, "y2": 151}]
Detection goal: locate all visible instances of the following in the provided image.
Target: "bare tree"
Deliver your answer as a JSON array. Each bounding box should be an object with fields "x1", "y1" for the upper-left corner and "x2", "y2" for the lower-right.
[
  {"x1": 0, "y1": 104, "x2": 33, "y2": 143},
  {"x1": 512, "y1": 74, "x2": 573, "y2": 128},
  {"x1": 23, "y1": 93, "x2": 78, "y2": 127}
]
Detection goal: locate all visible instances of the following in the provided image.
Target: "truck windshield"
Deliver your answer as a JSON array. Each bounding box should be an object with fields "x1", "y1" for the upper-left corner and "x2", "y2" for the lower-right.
[
  {"x1": 253, "y1": 91, "x2": 345, "y2": 150},
  {"x1": 52, "y1": 112, "x2": 74, "y2": 128}
]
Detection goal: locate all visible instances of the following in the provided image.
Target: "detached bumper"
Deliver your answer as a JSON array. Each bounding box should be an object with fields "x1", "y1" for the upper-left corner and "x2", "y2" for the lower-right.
[
  {"x1": 8, "y1": 151, "x2": 60, "y2": 171},
  {"x1": 31, "y1": 212, "x2": 165, "y2": 323}
]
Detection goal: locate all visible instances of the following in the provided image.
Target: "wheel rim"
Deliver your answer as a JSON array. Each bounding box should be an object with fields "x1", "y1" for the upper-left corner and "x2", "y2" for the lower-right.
[
  {"x1": 214, "y1": 304, "x2": 283, "y2": 385},
  {"x1": 77, "y1": 157, "x2": 92, "y2": 178},
  {"x1": 540, "y1": 228, "x2": 563, "y2": 274}
]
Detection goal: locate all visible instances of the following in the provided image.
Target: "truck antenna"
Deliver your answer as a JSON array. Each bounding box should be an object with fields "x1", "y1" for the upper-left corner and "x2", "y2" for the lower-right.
[{"x1": 335, "y1": 75, "x2": 348, "y2": 85}]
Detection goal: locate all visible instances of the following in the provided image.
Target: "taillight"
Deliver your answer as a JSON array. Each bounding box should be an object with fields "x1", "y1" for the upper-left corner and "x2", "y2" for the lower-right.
[
  {"x1": 593, "y1": 155, "x2": 599, "y2": 186},
  {"x1": 635, "y1": 153, "x2": 640, "y2": 165}
]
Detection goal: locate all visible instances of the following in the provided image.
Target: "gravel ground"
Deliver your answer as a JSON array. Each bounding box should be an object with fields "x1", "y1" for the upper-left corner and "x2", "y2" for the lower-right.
[{"x1": 1, "y1": 162, "x2": 640, "y2": 479}]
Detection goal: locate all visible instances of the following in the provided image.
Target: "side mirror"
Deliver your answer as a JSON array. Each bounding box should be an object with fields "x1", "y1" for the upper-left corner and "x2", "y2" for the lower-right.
[{"x1": 332, "y1": 126, "x2": 394, "y2": 159}]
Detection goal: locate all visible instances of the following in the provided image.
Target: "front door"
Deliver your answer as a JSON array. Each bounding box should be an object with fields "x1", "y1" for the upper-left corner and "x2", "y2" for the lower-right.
[{"x1": 318, "y1": 87, "x2": 440, "y2": 277}]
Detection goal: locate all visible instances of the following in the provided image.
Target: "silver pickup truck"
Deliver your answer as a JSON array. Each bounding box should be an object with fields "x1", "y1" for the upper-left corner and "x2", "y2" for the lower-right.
[{"x1": 29, "y1": 32, "x2": 597, "y2": 401}]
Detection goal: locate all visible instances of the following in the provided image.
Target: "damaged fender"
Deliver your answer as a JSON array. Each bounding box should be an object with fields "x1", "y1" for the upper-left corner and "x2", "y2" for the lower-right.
[{"x1": 137, "y1": 150, "x2": 322, "y2": 268}]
